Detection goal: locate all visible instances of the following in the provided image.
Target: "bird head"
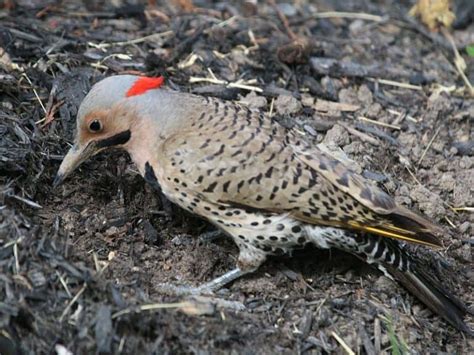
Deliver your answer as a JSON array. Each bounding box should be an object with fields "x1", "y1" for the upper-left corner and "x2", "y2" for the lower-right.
[{"x1": 53, "y1": 75, "x2": 165, "y2": 187}]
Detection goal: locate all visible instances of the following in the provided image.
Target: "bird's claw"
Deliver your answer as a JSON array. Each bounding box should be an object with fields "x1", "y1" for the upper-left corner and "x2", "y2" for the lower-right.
[{"x1": 156, "y1": 268, "x2": 246, "y2": 296}]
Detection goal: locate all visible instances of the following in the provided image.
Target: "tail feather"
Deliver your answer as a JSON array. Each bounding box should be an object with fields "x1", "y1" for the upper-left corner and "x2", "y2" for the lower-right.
[
  {"x1": 386, "y1": 263, "x2": 473, "y2": 335},
  {"x1": 329, "y1": 231, "x2": 472, "y2": 334}
]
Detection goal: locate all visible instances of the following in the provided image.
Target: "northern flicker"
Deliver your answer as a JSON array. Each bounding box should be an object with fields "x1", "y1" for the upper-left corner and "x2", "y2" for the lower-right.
[{"x1": 54, "y1": 75, "x2": 472, "y2": 333}]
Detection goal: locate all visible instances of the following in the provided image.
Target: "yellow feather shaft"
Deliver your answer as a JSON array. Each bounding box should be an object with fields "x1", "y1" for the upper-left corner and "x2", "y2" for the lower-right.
[{"x1": 347, "y1": 221, "x2": 441, "y2": 248}]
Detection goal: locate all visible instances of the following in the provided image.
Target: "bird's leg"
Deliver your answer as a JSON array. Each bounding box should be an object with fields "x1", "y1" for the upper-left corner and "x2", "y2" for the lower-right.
[
  {"x1": 191, "y1": 243, "x2": 266, "y2": 294},
  {"x1": 193, "y1": 267, "x2": 250, "y2": 293},
  {"x1": 156, "y1": 267, "x2": 253, "y2": 296},
  {"x1": 156, "y1": 242, "x2": 267, "y2": 296}
]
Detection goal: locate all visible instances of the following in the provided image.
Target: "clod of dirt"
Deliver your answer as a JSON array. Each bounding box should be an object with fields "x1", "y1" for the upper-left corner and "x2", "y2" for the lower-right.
[
  {"x1": 338, "y1": 87, "x2": 359, "y2": 105},
  {"x1": 409, "y1": 185, "x2": 446, "y2": 218},
  {"x1": 357, "y1": 84, "x2": 373, "y2": 105},
  {"x1": 452, "y1": 170, "x2": 474, "y2": 206},
  {"x1": 453, "y1": 141, "x2": 474, "y2": 155},
  {"x1": 322, "y1": 124, "x2": 351, "y2": 148},
  {"x1": 239, "y1": 91, "x2": 267, "y2": 109},
  {"x1": 274, "y1": 94, "x2": 302, "y2": 115}
]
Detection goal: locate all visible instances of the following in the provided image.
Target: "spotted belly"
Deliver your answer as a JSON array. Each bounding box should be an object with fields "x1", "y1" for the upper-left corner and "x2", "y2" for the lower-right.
[
  {"x1": 191, "y1": 203, "x2": 335, "y2": 256},
  {"x1": 145, "y1": 163, "x2": 348, "y2": 257}
]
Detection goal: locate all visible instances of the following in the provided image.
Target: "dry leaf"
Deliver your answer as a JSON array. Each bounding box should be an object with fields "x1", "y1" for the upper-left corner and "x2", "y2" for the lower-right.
[
  {"x1": 409, "y1": 0, "x2": 456, "y2": 31},
  {"x1": 0, "y1": 47, "x2": 13, "y2": 70}
]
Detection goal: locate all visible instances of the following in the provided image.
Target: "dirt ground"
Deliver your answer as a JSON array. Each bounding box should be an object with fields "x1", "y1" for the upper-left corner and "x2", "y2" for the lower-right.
[{"x1": 0, "y1": 0, "x2": 473, "y2": 353}]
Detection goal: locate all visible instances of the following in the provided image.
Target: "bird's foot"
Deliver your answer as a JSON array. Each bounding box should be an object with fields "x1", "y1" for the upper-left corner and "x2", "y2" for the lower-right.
[{"x1": 156, "y1": 268, "x2": 246, "y2": 296}]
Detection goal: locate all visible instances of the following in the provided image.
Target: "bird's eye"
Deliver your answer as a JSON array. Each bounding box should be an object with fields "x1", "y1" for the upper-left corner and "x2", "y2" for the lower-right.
[{"x1": 89, "y1": 120, "x2": 102, "y2": 132}]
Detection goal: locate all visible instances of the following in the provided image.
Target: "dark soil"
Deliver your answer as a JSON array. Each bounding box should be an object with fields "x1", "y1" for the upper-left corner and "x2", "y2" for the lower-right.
[{"x1": 1, "y1": 0, "x2": 473, "y2": 354}]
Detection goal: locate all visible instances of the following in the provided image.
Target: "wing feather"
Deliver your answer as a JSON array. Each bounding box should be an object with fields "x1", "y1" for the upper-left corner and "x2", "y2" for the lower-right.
[{"x1": 294, "y1": 147, "x2": 443, "y2": 247}]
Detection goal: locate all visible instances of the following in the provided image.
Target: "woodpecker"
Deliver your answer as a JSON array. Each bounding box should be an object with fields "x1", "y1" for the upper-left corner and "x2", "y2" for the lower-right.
[{"x1": 54, "y1": 75, "x2": 472, "y2": 333}]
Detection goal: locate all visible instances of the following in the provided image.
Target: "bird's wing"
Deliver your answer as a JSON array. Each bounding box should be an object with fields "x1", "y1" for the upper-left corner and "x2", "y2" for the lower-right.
[
  {"x1": 157, "y1": 102, "x2": 443, "y2": 248},
  {"x1": 293, "y1": 146, "x2": 444, "y2": 247}
]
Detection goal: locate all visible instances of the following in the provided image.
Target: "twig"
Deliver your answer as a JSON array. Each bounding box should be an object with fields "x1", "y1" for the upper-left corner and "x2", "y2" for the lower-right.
[
  {"x1": 417, "y1": 126, "x2": 441, "y2": 166},
  {"x1": 189, "y1": 76, "x2": 226, "y2": 85},
  {"x1": 452, "y1": 207, "x2": 474, "y2": 213},
  {"x1": 93, "y1": 252, "x2": 100, "y2": 273},
  {"x1": 87, "y1": 31, "x2": 173, "y2": 49},
  {"x1": 112, "y1": 302, "x2": 191, "y2": 319},
  {"x1": 247, "y1": 29, "x2": 259, "y2": 49},
  {"x1": 21, "y1": 73, "x2": 47, "y2": 115},
  {"x1": 269, "y1": 97, "x2": 275, "y2": 117},
  {"x1": 37, "y1": 80, "x2": 59, "y2": 125},
  {"x1": 358, "y1": 116, "x2": 401, "y2": 130},
  {"x1": 331, "y1": 331, "x2": 355, "y2": 355},
  {"x1": 313, "y1": 11, "x2": 384, "y2": 22},
  {"x1": 59, "y1": 283, "x2": 87, "y2": 322},
  {"x1": 189, "y1": 75, "x2": 262, "y2": 92},
  {"x1": 339, "y1": 123, "x2": 380, "y2": 146},
  {"x1": 89, "y1": 62, "x2": 109, "y2": 70},
  {"x1": 441, "y1": 28, "x2": 474, "y2": 97},
  {"x1": 13, "y1": 243, "x2": 19, "y2": 274},
  {"x1": 178, "y1": 53, "x2": 202, "y2": 69},
  {"x1": 118, "y1": 337, "x2": 126, "y2": 353},
  {"x1": 97, "y1": 257, "x2": 111, "y2": 276},
  {"x1": 56, "y1": 271, "x2": 72, "y2": 298},
  {"x1": 269, "y1": 0, "x2": 298, "y2": 40},
  {"x1": 203, "y1": 15, "x2": 238, "y2": 35},
  {"x1": 444, "y1": 216, "x2": 456, "y2": 229},
  {"x1": 36, "y1": 99, "x2": 64, "y2": 126},
  {"x1": 207, "y1": 67, "x2": 219, "y2": 81},
  {"x1": 2, "y1": 236, "x2": 23, "y2": 248},
  {"x1": 387, "y1": 109, "x2": 418, "y2": 123},
  {"x1": 10, "y1": 194, "x2": 42, "y2": 209},
  {"x1": 227, "y1": 82, "x2": 263, "y2": 93},
  {"x1": 314, "y1": 297, "x2": 327, "y2": 318},
  {"x1": 405, "y1": 166, "x2": 423, "y2": 186},
  {"x1": 367, "y1": 78, "x2": 422, "y2": 91}
]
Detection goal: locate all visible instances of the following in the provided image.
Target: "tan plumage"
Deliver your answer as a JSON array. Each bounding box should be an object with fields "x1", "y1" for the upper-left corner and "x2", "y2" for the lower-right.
[
  {"x1": 54, "y1": 75, "x2": 472, "y2": 333},
  {"x1": 153, "y1": 95, "x2": 442, "y2": 248},
  {"x1": 296, "y1": 149, "x2": 444, "y2": 247}
]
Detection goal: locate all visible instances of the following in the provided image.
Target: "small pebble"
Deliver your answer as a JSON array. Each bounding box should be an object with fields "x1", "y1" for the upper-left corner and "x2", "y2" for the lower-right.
[{"x1": 274, "y1": 94, "x2": 302, "y2": 115}]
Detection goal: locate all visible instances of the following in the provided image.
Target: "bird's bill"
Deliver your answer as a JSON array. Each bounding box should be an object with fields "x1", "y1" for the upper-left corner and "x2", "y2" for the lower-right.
[{"x1": 53, "y1": 142, "x2": 96, "y2": 187}]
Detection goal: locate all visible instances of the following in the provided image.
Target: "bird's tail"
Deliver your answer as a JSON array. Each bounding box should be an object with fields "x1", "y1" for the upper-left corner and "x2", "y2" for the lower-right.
[
  {"x1": 385, "y1": 261, "x2": 473, "y2": 334},
  {"x1": 333, "y1": 231, "x2": 473, "y2": 334}
]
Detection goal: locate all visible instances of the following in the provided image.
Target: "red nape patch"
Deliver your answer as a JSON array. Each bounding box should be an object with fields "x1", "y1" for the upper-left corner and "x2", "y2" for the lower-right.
[{"x1": 126, "y1": 76, "x2": 165, "y2": 97}]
